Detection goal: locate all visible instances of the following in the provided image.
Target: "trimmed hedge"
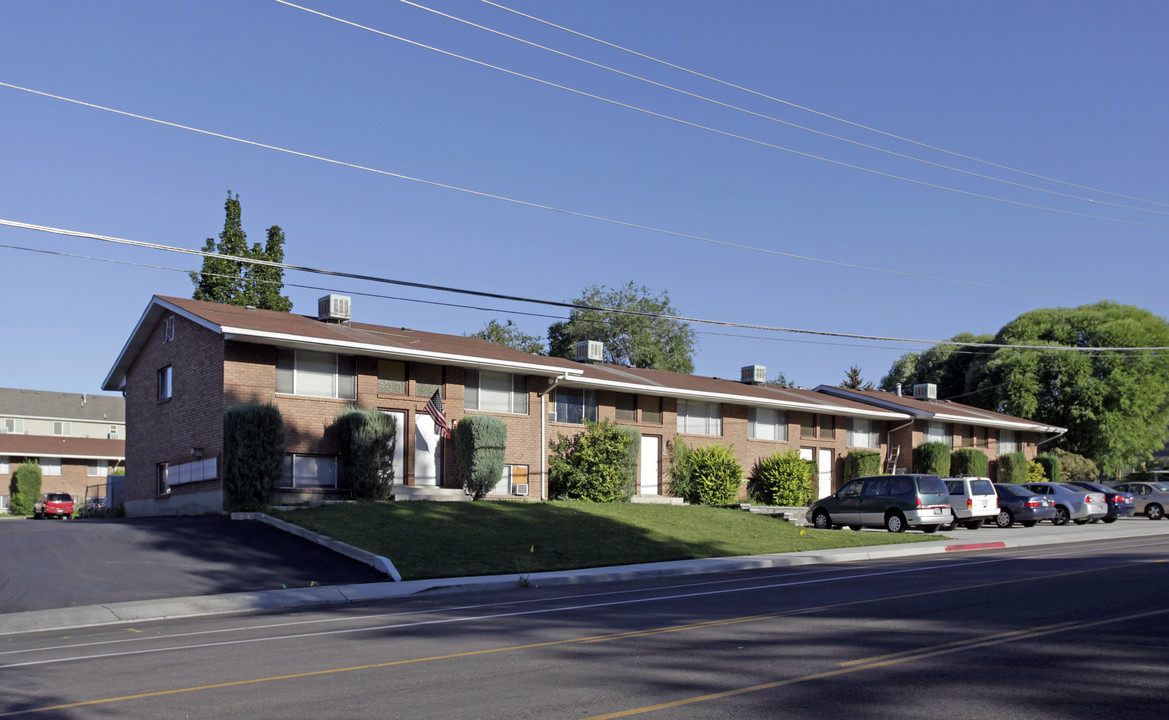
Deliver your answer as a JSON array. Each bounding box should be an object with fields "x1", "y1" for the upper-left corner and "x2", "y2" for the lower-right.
[
  {"x1": 751, "y1": 449, "x2": 815, "y2": 506},
  {"x1": 223, "y1": 404, "x2": 285, "y2": 511},
  {"x1": 913, "y1": 442, "x2": 951, "y2": 476},
  {"x1": 668, "y1": 439, "x2": 744, "y2": 505},
  {"x1": 332, "y1": 406, "x2": 396, "y2": 501},
  {"x1": 455, "y1": 414, "x2": 508, "y2": 500},
  {"x1": 1034, "y1": 454, "x2": 1061, "y2": 484},
  {"x1": 843, "y1": 450, "x2": 881, "y2": 481},
  {"x1": 9, "y1": 461, "x2": 43, "y2": 516},
  {"x1": 549, "y1": 419, "x2": 636, "y2": 502},
  {"x1": 951, "y1": 448, "x2": 989, "y2": 477},
  {"x1": 1052, "y1": 448, "x2": 1097, "y2": 483},
  {"x1": 997, "y1": 451, "x2": 1029, "y2": 484}
]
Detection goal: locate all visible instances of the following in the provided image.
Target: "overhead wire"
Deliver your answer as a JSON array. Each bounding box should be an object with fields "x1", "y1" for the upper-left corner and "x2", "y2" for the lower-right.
[
  {"x1": 388, "y1": 0, "x2": 1169, "y2": 219},
  {"x1": 475, "y1": 0, "x2": 1169, "y2": 211},
  {"x1": 4, "y1": 219, "x2": 1168, "y2": 354}
]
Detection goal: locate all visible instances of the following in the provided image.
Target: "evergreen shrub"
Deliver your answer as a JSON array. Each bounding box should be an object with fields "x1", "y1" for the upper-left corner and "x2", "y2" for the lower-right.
[
  {"x1": 843, "y1": 450, "x2": 881, "y2": 481},
  {"x1": 913, "y1": 442, "x2": 951, "y2": 476},
  {"x1": 668, "y1": 439, "x2": 743, "y2": 505},
  {"x1": 455, "y1": 414, "x2": 508, "y2": 500},
  {"x1": 751, "y1": 449, "x2": 815, "y2": 506},
  {"x1": 1035, "y1": 454, "x2": 1061, "y2": 484},
  {"x1": 997, "y1": 452, "x2": 1029, "y2": 484},
  {"x1": 548, "y1": 419, "x2": 636, "y2": 502},
  {"x1": 951, "y1": 448, "x2": 990, "y2": 477},
  {"x1": 332, "y1": 406, "x2": 397, "y2": 501},
  {"x1": 10, "y1": 461, "x2": 43, "y2": 516},
  {"x1": 224, "y1": 403, "x2": 285, "y2": 511}
]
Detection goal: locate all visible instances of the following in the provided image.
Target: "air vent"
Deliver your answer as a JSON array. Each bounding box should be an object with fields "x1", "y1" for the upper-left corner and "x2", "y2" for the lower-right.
[
  {"x1": 513, "y1": 483, "x2": 529, "y2": 497},
  {"x1": 317, "y1": 294, "x2": 351, "y2": 322},
  {"x1": 740, "y1": 365, "x2": 767, "y2": 384},
  {"x1": 913, "y1": 383, "x2": 938, "y2": 400},
  {"x1": 574, "y1": 340, "x2": 603, "y2": 363}
]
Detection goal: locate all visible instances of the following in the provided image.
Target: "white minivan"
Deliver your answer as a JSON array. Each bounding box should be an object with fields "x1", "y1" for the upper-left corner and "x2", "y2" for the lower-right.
[{"x1": 943, "y1": 476, "x2": 998, "y2": 529}]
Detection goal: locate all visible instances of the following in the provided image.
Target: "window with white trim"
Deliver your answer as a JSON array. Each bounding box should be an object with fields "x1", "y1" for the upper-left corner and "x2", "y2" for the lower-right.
[
  {"x1": 275, "y1": 349, "x2": 356, "y2": 400},
  {"x1": 157, "y1": 366, "x2": 173, "y2": 401},
  {"x1": 40, "y1": 457, "x2": 62, "y2": 476},
  {"x1": 53, "y1": 421, "x2": 72, "y2": 436},
  {"x1": 998, "y1": 429, "x2": 1018, "y2": 454},
  {"x1": 553, "y1": 388, "x2": 597, "y2": 424},
  {"x1": 493, "y1": 464, "x2": 529, "y2": 496},
  {"x1": 2, "y1": 418, "x2": 24, "y2": 434},
  {"x1": 748, "y1": 408, "x2": 787, "y2": 441},
  {"x1": 163, "y1": 315, "x2": 175, "y2": 343},
  {"x1": 464, "y1": 369, "x2": 529, "y2": 414},
  {"x1": 109, "y1": 425, "x2": 119, "y2": 439},
  {"x1": 88, "y1": 460, "x2": 109, "y2": 477},
  {"x1": 847, "y1": 418, "x2": 880, "y2": 449},
  {"x1": 0, "y1": 456, "x2": 8, "y2": 474},
  {"x1": 281, "y1": 454, "x2": 340, "y2": 489},
  {"x1": 677, "y1": 399, "x2": 722, "y2": 436},
  {"x1": 924, "y1": 421, "x2": 953, "y2": 447}
]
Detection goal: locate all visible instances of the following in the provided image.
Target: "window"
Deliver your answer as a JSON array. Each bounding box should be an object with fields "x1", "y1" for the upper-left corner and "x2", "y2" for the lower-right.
[
  {"x1": 749, "y1": 408, "x2": 787, "y2": 441},
  {"x1": 801, "y1": 414, "x2": 833, "y2": 439},
  {"x1": 40, "y1": 457, "x2": 61, "y2": 476},
  {"x1": 464, "y1": 369, "x2": 529, "y2": 414},
  {"x1": 960, "y1": 425, "x2": 973, "y2": 447},
  {"x1": 377, "y1": 360, "x2": 407, "y2": 394},
  {"x1": 924, "y1": 421, "x2": 953, "y2": 447},
  {"x1": 53, "y1": 421, "x2": 72, "y2": 436},
  {"x1": 88, "y1": 460, "x2": 109, "y2": 477},
  {"x1": 641, "y1": 396, "x2": 661, "y2": 424},
  {"x1": 819, "y1": 415, "x2": 835, "y2": 440},
  {"x1": 1, "y1": 419, "x2": 22, "y2": 434},
  {"x1": 493, "y1": 464, "x2": 529, "y2": 496},
  {"x1": 157, "y1": 366, "x2": 173, "y2": 401},
  {"x1": 275, "y1": 349, "x2": 356, "y2": 400},
  {"x1": 156, "y1": 462, "x2": 169, "y2": 496},
  {"x1": 677, "y1": 399, "x2": 722, "y2": 436},
  {"x1": 616, "y1": 393, "x2": 637, "y2": 422},
  {"x1": 975, "y1": 426, "x2": 989, "y2": 448},
  {"x1": 162, "y1": 315, "x2": 175, "y2": 343},
  {"x1": 800, "y1": 415, "x2": 816, "y2": 438},
  {"x1": 0, "y1": 456, "x2": 8, "y2": 474},
  {"x1": 109, "y1": 425, "x2": 119, "y2": 439},
  {"x1": 847, "y1": 418, "x2": 879, "y2": 449},
  {"x1": 281, "y1": 454, "x2": 340, "y2": 489},
  {"x1": 554, "y1": 388, "x2": 598, "y2": 424},
  {"x1": 413, "y1": 363, "x2": 443, "y2": 398},
  {"x1": 998, "y1": 429, "x2": 1018, "y2": 454}
]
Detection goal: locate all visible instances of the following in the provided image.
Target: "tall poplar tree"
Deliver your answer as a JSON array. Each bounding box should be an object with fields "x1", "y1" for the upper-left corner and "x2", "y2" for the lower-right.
[{"x1": 191, "y1": 191, "x2": 292, "y2": 311}]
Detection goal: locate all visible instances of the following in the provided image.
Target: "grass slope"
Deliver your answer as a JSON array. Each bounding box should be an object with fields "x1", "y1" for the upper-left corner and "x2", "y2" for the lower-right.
[{"x1": 278, "y1": 501, "x2": 938, "y2": 581}]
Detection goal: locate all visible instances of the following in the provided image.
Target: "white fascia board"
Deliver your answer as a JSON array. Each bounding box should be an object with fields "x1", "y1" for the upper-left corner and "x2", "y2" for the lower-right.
[
  {"x1": 3, "y1": 452, "x2": 125, "y2": 461},
  {"x1": 565, "y1": 377, "x2": 907, "y2": 419},
  {"x1": 929, "y1": 411, "x2": 1063, "y2": 433},
  {"x1": 221, "y1": 328, "x2": 584, "y2": 379},
  {"x1": 813, "y1": 385, "x2": 933, "y2": 417}
]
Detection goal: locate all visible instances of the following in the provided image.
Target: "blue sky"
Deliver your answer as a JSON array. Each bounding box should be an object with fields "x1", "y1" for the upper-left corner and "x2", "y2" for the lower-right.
[{"x1": 2, "y1": 1, "x2": 1166, "y2": 397}]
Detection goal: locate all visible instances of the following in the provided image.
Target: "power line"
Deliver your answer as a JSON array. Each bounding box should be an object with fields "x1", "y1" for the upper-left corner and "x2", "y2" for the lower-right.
[
  {"x1": 390, "y1": 0, "x2": 1169, "y2": 219},
  {"x1": 6, "y1": 218, "x2": 1169, "y2": 353},
  {"x1": 476, "y1": 0, "x2": 1169, "y2": 211},
  {"x1": 4, "y1": 80, "x2": 1166, "y2": 304},
  {"x1": 269, "y1": 2, "x2": 1169, "y2": 229}
]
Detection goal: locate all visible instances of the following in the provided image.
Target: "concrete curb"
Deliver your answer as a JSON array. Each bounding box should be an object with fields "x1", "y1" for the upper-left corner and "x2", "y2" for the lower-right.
[{"x1": 231, "y1": 512, "x2": 402, "y2": 581}]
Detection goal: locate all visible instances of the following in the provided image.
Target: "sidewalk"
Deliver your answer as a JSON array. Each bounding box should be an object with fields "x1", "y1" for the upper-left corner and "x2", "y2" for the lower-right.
[{"x1": 3, "y1": 517, "x2": 1166, "y2": 636}]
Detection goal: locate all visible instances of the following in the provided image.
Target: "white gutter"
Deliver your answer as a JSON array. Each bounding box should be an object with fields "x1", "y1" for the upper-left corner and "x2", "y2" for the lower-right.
[
  {"x1": 1036, "y1": 428, "x2": 1068, "y2": 449},
  {"x1": 540, "y1": 373, "x2": 571, "y2": 501}
]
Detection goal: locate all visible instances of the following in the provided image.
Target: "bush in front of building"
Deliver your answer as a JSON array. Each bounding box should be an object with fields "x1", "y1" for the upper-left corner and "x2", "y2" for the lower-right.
[
  {"x1": 224, "y1": 403, "x2": 286, "y2": 511},
  {"x1": 750, "y1": 449, "x2": 814, "y2": 506},
  {"x1": 668, "y1": 439, "x2": 743, "y2": 505},
  {"x1": 951, "y1": 448, "x2": 989, "y2": 477},
  {"x1": 997, "y1": 451, "x2": 1029, "y2": 484},
  {"x1": 913, "y1": 442, "x2": 951, "y2": 476},
  {"x1": 455, "y1": 414, "x2": 508, "y2": 500},
  {"x1": 1052, "y1": 448, "x2": 1097, "y2": 483},
  {"x1": 9, "y1": 461, "x2": 42, "y2": 516},
  {"x1": 333, "y1": 407, "x2": 397, "y2": 502},
  {"x1": 549, "y1": 419, "x2": 636, "y2": 502},
  {"x1": 1034, "y1": 453, "x2": 1061, "y2": 483},
  {"x1": 843, "y1": 450, "x2": 882, "y2": 481},
  {"x1": 1026, "y1": 460, "x2": 1048, "y2": 483}
]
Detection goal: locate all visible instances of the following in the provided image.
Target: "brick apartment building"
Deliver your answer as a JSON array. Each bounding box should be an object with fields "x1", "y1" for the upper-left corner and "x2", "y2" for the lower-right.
[
  {"x1": 0, "y1": 387, "x2": 125, "y2": 512},
  {"x1": 101, "y1": 295, "x2": 1062, "y2": 517}
]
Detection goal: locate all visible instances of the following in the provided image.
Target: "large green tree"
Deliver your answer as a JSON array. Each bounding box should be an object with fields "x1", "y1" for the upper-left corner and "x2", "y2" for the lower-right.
[
  {"x1": 191, "y1": 191, "x2": 292, "y2": 311},
  {"x1": 469, "y1": 319, "x2": 545, "y2": 354},
  {"x1": 547, "y1": 282, "x2": 696, "y2": 374},
  {"x1": 879, "y1": 333, "x2": 994, "y2": 400}
]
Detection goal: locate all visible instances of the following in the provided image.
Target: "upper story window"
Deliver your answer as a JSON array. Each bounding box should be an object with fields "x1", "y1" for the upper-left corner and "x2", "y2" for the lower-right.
[
  {"x1": 749, "y1": 408, "x2": 787, "y2": 441},
  {"x1": 377, "y1": 360, "x2": 407, "y2": 395},
  {"x1": 413, "y1": 363, "x2": 443, "y2": 398},
  {"x1": 847, "y1": 418, "x2": 879, "y2": 449},
  {"x1": 88, "y1": 460, "x2": 109, "y2": 477},
  {"x1": 39, "y1": 457, "x2": 62, "y2": 476},
  {"x1": 109, "y1": 425, "x2": 119, "y2": 439},
  {"x1": 616, "y1": 393, "x2": 637, "y2": 422},
  {"x1": 1, "y1": 418, "x2": 24, "y2": 434},
  {"x1": 641, "y1": 396, "x2": 662, "y2": 424},
  {"x1": 677, "y1": 399, "x2": 722, "y2": 436},
  {"x1": 0, "y1": 456, "x2": 8, "y2": 474},
  {"x1": 465, "y1": 369, "x2": 528, "y2": 415},
  {"x1": 924, "y1": 421, "x2": 953, "y2": 447},
  {"x1": 157, "y1": 366, "x2": 173, "y2": 401},
  {"x1": 998, "y1": 429, "x2": 1018, "y2": 454},
  {"x1": 800, "y1": 413, "x2": 833, "y2": 440},
  {"x1": 163, "y1": 315, "x2": 175, "y2": 343},
  {"x1": 553, "y1": 388, "x2": 597, "y2": 424},
  {"x1": 53, "y1": 421, "x2": 72, "y2": 436},
  {"x1": 276, "y1": 349, "x2": 356, "y2": 400}
]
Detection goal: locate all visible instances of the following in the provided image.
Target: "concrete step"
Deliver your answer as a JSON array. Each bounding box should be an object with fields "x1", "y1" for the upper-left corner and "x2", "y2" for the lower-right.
[
  {"x1": 631, "y1": 495, "x2": 686, "y2": 505},
  {"x1": 394, "y1": 486, "x2": 471, "y2": 502}
]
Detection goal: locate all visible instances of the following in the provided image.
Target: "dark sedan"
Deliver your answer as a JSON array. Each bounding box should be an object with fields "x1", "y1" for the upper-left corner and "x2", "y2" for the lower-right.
[
  {"x1": 991, "y1": 483, "x2": 1057, "y2": 528},
  {"x1": 1065, "y1": 481, "x2": 1135, "y2": 523}
]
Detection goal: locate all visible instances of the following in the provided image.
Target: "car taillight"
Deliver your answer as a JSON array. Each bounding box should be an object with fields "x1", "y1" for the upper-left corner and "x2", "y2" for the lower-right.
[
  {"x1": 1026, "y1": 499, "x2": 1040, "y2": 508},
  {"x1": 916, "y1": 497, "x2": 922, "y2": 507},
  {"x1": 966, "y1": 499, "x2": 973, "y2": 509}
]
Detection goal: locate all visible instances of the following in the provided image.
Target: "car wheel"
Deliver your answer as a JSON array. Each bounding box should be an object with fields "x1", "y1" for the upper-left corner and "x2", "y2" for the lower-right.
[
  {"x1": 964, "y1": 520, "x2": 982, "y2": 530},
  {"x1": 1102, "y1": 517, "x2": 1117, "y2": 524},
  {"x1": 995, "y1": 510, "x2": 1014, "y2": 529},
  {"x1": 1147, "y1": 504, "x2": 1164, "y2": 521},
  {"x1": 1053, "y1": 506, "x2": 1070, "y2": 526},
  {"x1": 1021, "y1": 521, "x2": 1036, "y2": 528},
  {"x1": 885, "y1": 512, "x2": 906, "y2": 533},
  {"x1": 847, "y1": 525, "x2": 861, "y2": 531},
  {"x1": 813, "y1": 510, "x2": 832, "y2": 530},
  {"x1": 920, "y1": 525, "x2": 939, "y2": 534},
  {"x1": 1073, "y1": 518, "x2": 1089, "y2": 525}
]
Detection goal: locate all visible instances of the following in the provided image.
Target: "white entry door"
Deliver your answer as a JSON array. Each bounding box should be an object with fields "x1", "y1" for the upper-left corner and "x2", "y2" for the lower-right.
[
  {"x1": 817, "y1": 449, "x2": 833, "y2": 499},
  {"x1": 414, "y1": 414, "x2": 442, "y2": 486},
  {"x1": 381, "y1": 410, "x2": 406, "y2": 485},
  {"x1": 639, "y1": 436, "x2": 660, "y2": 496}
]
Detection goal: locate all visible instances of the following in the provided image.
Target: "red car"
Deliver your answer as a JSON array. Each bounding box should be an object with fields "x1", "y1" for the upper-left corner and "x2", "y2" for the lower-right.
[{"x1": 33, "y1": 493, "x2": 74, "y2": 519}]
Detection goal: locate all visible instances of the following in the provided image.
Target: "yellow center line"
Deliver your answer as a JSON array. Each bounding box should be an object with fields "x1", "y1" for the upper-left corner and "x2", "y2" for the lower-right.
[{"x1": 6, "y1": 557, "x2": 1166, "y2": 717}]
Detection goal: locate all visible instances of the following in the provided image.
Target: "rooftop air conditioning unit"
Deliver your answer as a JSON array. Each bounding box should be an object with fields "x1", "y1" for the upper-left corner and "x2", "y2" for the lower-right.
[
  {"x1": 913, "y1": 383, "x2": 938, "y2": 401},
  {"x1": 513, "y1": 483, "x2": 529, "y2": 497},
  {"x1": 574, "y1": 340, "x2": 603, "y2": 363},
  {"x1": 741, "y1": 365, "x2": 767, "y2": 384},
  {"x1": 317, "y1": 294, "x2": 351, "y2": 322}
]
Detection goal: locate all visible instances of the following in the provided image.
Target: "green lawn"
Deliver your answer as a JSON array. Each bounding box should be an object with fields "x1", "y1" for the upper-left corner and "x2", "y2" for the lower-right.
[{"x1": 276, "y1": 501, "x2": 941, "y2": 581}]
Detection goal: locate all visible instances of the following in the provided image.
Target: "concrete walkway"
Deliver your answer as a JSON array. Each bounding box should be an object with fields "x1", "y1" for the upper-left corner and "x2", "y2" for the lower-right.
[{"x1": 3, "y1": 517, "x2": 1167, "y2": 636}]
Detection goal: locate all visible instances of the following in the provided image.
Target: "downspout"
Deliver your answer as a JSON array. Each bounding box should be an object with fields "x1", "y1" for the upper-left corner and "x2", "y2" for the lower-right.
[{"x1": 541, "y1": 373, "x2": 570, "y2": 501}]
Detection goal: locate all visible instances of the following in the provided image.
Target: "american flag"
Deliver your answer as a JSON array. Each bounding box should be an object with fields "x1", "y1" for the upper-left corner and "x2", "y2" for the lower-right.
[{"x1": 426, "y1": 389, "x2": 451, "y2": 439}]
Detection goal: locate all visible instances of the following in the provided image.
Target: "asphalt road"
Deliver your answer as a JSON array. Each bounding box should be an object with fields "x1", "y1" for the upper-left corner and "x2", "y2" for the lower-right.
[
  {"x1": 3, "y1": 534, "x2": 1167, "y2": 718},
  {"x1": 0, "y1": 516, "x2": 388, "y2": 613}
]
